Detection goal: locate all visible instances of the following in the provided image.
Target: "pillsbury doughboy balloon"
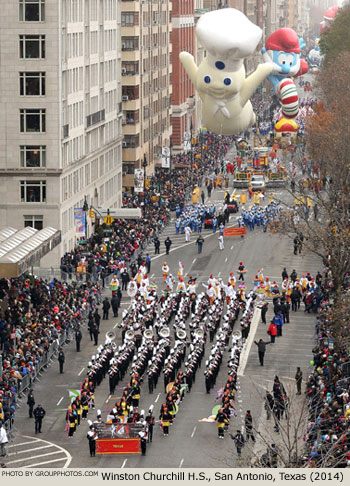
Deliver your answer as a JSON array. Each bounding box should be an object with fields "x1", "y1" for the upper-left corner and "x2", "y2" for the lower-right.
[
  {"x1": 179, "y1": 8, "x2": 273, "y2": 135},
  {"x1": 262, "y1": 28, "x2": 308, "y2": 119}
]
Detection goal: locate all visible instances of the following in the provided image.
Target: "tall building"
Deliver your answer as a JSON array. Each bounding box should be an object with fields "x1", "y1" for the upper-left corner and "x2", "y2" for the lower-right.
[
  {"x1": 121, "y1": 0, "x2": 172, "y2": 191},
  {"x1": 171, "y1": 0, "x2": 195, "y2": 151},
  {"x1": 0, "y1": 0, "x2": 124, "y2": 262}
]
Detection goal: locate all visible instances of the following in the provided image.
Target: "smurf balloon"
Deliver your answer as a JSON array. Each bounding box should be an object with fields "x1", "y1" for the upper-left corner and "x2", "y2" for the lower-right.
[
  {"x1": 320, "y1": 6, "x2": 339, "y2": 34},
  {"x1": 179, "y1": 8, "x2": 273, "y2": 135},
  {"x1": 262, "y1": 28, "x2": 308, "y2": 119}
]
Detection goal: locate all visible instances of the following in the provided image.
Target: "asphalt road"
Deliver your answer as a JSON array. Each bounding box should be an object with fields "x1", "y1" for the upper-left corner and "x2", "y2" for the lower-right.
[{"x1": 6, "y1": 180, "x2": 321, "y2": 469}]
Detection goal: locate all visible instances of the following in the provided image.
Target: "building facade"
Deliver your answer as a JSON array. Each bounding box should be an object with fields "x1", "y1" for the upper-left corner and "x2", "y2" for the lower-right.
[
  {"x1": 0, "y1": 0, "x2": 124, "y2": 262},
  {"x1": 121, "y1": 0, "x2": 172, "y2": 191},
  {"x1": 171, "y1": 0, "x2": 195, "y2": 151}
]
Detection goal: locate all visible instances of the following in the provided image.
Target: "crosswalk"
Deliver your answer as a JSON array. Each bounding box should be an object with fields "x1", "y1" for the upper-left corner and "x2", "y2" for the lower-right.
[{"x1": 4, "y1": 436, "x2": 71, "y2": 468}]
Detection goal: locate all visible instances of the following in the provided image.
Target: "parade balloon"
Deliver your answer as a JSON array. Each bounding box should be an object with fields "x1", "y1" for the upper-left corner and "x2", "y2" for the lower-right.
[
  {"x1": 320, "y1": 6, "x2": 339, "y2": 34},
  {"x1": 180, "y1": 8, "x2": 273, "y2": 135},
  {"x1": 310, "y1": 360, "x2": 314, "y2": 366},
  {"x1": 262, "y1": 28, "x2": 308, "y2": 120}
]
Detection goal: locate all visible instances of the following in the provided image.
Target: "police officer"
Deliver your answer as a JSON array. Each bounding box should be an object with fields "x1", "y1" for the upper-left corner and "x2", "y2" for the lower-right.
[
  {"x1": 58, "y1": 349, "x2": 65, "y2": 374},
  {"x1": 34, "y1": 404, "x2": 46, "y2": 434},
  {"x1": 27, "y1": 389, "x2": 35, "y2": 418},
  {"x1": 75, "y1": 327, "x2": 82, "y2": 352}
]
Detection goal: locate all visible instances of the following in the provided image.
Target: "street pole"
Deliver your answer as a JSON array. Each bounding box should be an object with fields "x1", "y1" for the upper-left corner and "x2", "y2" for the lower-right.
[
  {"x1": 83, "y1": 196, "x2": 89, "y2": 239},
  {"x1": 143, "y1": 154, "x2": 147, "y2": 217},
  {"x1": 190, "y1": 119, "x2": 193, "y2": 189},
  {"x1": 169, "y1": 136, "x2": 173, "y2": 191}
]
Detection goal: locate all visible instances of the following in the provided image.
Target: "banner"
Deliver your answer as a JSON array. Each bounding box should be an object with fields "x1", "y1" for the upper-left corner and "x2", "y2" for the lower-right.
[
  {"x1": 134, "y1": 169, "x2": 144, "y2": 193},
  {"x1": 223, "y1": 227, "x2": 247, "y2": 236},
  {"x1": 96, "y1": 438, "x2": 141, "y2": 455},
  {"x1": 74, "y1": 208, "x2": 86, "y2": 236},
  {"x1": 162, "y1": 146, "x2": 170, "y2": 168}
]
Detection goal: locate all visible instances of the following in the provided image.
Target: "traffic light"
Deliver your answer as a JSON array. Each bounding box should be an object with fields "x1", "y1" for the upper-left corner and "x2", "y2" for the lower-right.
[{"x1": 89, "y1": 208, "x2": 94, "y2": 218}]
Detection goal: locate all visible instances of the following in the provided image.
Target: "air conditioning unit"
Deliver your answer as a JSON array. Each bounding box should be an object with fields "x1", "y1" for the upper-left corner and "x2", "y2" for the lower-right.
[
  {"x1": 122, "y1": 141, "x2": 128, "y2": 148},
  {"x1": 122, "y1": 95, "x2": 129, "y2": 101},
  {"x1": 121, "y1": 68, "x2": 127, "y2": 75}
]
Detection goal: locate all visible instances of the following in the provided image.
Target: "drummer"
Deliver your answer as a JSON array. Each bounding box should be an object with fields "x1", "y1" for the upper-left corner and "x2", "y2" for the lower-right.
[{"x1": 237, "y1": 262, "x2": 246, "y2": 281}]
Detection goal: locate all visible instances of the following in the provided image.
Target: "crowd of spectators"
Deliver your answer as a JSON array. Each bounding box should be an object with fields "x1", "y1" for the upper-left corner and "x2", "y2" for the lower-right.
[
  {"x1": 303, "y1": 288, "x2": 350, "y2": 467},
  {"x1": 0, "y1": 277, "x2": 101, "y2": 428}
]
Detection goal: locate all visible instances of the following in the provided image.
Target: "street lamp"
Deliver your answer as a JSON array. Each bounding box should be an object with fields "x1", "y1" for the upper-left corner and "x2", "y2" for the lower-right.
[{"x1": 142, "y1": 153, "x2": 147, "y2": 217}]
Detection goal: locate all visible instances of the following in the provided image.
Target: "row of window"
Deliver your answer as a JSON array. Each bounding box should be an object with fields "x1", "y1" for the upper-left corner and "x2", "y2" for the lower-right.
[{"x1": 19, "y1": 0, "x2": 118, "y2": 24}]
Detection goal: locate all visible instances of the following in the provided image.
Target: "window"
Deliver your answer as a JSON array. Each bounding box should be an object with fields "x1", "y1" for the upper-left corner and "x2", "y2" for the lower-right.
[
  {"x1": 20, "y1": 146, "x2": 46, "y2": 167},
  {"x1": 19, "y1": 0, "x2": 45, "y2": 21},
  {"x1": 19, "y1": 35, "x2": 45, "y2": 59},
  {"x1": 20, "y1": 109, "x2": 46, "y2": 132},
  {"x1": 20, "y1": 180, "x2": 46, "y2": 202},
  {"x1": 121, "y1": 12, "x2": 138, "y2": 26},
  {"x1": 24, "y1": 215, "x2": 43, "y2": 230},
  {"x1": 20, "y1": 72, "x2": 45, "y2": 96}
]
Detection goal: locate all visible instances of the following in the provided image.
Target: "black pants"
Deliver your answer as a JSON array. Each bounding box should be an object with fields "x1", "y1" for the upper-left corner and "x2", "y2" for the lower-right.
[
  {"x1": 155, "y1": 247, "x2": 160, "y2": 254},
  {"x1": 246, "y1": 430, "x2": 256, "y2": 442},
  {"x1": 76, "y1": 341, "x2": 81, "y2": 352},
  {"x1": 35, "y1": 418, "x2": 43, "y2": 433},
  {"x1": 239, "y1": 273, "x2": 244, "y2": 281},
  {"x1": 28, "y1": 405, "x2": 34, "y2": 418},
  {"x1": 291, "y1": 301, "x2": 297, "y2": 312},
  {"x1": 93, "y1": 332, "x2": 98, "y2": 345},
  {"x1": 258, "y1": 351, "x2": 265, "y2": 366},
  {"x1": 148, "y1": 425, "x2": 153, "y2": 442},
  {"x1": 103, "y1": 310, "x2": 109, "y2": 320},
  {"x1": 141, "y1": 438, "x2": 147, "y2": 455},
  {"x1": 122, "y1": 282, "x2": 127, "y2": 290},
  {"x1": 59, "y1": 362, "x2": 64, "y2": 373},
  {"x1": 297, "y1": 381, "x2": 302, "y2": 394},
  {"x1": 89, "y1": 440, "x2": 96, "y2": 457}
]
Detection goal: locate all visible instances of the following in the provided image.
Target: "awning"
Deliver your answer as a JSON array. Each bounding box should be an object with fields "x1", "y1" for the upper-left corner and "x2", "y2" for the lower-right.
[{"x1": 0, "y1": 227, "x2": 61, "y2": 278}]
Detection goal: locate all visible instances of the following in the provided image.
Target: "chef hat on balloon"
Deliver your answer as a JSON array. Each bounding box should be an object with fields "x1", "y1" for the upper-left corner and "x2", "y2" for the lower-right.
[{"x1": 196, "y1": 8, "x2": 262, "y2": 73}]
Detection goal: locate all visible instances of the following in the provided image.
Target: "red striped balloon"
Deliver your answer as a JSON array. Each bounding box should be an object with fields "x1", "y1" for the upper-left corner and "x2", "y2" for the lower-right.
[{"x1": 276, "y1": 78, "x2": 299, "y2": 118}]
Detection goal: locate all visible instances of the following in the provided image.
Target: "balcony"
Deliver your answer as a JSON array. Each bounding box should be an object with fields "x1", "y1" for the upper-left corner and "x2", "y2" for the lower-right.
[
  {"x1": 122, "y1": 98, "x2": 140, "y2": 111},
  {"x1": 122, "y1": 50, "x2": 140, "y2": 62},
  {"x1": 122, "y1": 173, "x2": 135, "y2": 188},
  {"x1": 123, "y1": 146, "x2": 141, "y2": 162},
  {"x1": 121, "y1": 25, "x2": 140, "y2": 37}
]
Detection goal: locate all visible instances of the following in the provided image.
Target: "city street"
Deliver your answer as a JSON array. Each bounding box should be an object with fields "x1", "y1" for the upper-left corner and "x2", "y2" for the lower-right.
[{"x1": 6, "y1": 183, "x2": 320, "y2": 468}]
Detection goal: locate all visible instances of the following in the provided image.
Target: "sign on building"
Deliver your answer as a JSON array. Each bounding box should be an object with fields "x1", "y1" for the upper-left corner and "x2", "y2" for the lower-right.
[
  {"x1": 161, "y1": 146, "x2": 170, "y2": 168},
  {"x1": 134, "y1": 168, "x2": 144, "y2": 193},
  {"x1": 74, "y1": 208, "x2": 86, "y2": 236}
]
